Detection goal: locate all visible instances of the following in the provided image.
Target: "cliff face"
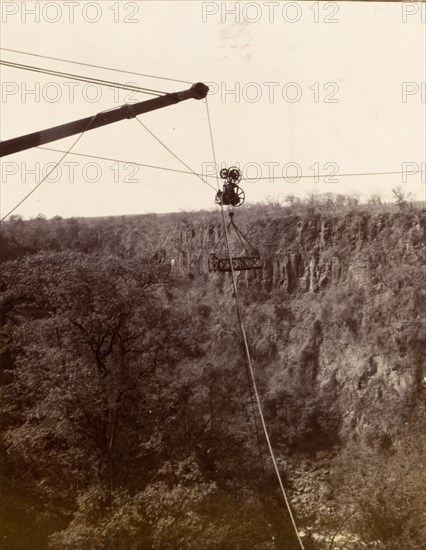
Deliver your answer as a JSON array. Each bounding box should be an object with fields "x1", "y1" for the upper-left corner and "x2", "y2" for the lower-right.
[
  {"x1": 152, "y1": 209, "x2": 425, "y2": 447},
  {"x1": 169, "y1": 210, "x2": 425, "y2": 292},
  {"x1": 2, "y1": 207, "x2": 424, "y2": 447}
]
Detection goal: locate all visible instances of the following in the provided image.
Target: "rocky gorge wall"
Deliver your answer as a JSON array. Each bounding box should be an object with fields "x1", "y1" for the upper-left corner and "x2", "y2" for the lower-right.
[
  {"x1": 163, "y1": 208, "x2": 426, "y2": 446},
  {"x1": 167, "y1": 209, "x2": 425, "y2": 294},
  {"x1": 3, "y1": 207, "x2": 424, "y2": 446}
]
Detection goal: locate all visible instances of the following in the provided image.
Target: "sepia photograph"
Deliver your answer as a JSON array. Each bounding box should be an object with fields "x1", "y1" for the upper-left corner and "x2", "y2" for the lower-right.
[{"x1": 0, "y1": 1, "x2": 425, "y2": 548}]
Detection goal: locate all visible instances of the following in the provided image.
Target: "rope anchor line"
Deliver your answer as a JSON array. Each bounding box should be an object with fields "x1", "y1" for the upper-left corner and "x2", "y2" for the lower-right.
[{"x1": 205, "y1": 98, "x2": 306, "y2": 550}]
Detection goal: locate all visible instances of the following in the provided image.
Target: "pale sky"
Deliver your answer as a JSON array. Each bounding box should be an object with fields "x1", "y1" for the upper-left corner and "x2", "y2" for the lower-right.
[{"x1": 0, "y1": 0, "x2": 425, "y2": 219}]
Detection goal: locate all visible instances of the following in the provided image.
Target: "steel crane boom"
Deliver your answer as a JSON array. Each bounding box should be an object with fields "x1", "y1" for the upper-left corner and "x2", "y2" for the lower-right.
[{"x1": 0, "y1": 82, "x2": 209, "y2": 157}]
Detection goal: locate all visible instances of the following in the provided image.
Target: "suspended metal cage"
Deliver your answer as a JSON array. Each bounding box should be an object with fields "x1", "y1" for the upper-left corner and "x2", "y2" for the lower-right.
[{"x1": 208, "y1": 212, "x2": 262, "y2": 273}]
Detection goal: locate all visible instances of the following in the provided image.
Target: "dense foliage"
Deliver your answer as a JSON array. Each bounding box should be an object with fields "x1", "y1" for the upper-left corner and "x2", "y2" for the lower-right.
[{"x1": 1, "y1": 204, "x2": 425, "y2": 549}]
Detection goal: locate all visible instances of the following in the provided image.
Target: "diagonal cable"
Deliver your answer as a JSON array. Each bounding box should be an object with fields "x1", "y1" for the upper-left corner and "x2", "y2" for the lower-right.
[
  {"x1": 205, "y1": 98, "x2": 306, "y2": 550},
  {"x1": 0, "y1": 47, "x2": 192, "y2": 85},
  {"x1": 133, "y1": 116, "x2": 217, "y2": 191},
  {"x1": 0, "y1": 60, "x2": 164, "y2": 97},
  {"x1": 30, "y1": 147, "x2": 424, "y2": 182},
  {"x1": 36, "y1": 146, "x2": 198, "y2": 176},
  {"x1": 1, "y1": 116, "x2": 96, "y2": 221},
  {"x1": 205, "y1": 99, "x2": 221, "y2": 192}
]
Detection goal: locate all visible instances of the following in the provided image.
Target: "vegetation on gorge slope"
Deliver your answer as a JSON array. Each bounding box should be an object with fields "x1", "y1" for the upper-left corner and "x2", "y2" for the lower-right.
[{"x1": 1, "y1": 198, "x2": 425, "y2": 549}]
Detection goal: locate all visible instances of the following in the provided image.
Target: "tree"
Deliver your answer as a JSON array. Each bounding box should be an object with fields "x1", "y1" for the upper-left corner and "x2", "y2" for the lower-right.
[
  {"x1": 0, "y1": 251, "x2": 192, "y2": 548},
  {"x1": 330, "y1": 419, "x2": 426, "y2": 549},
  {"x1": 392, "y1": 187, "x2": 412, "y2": 210}
]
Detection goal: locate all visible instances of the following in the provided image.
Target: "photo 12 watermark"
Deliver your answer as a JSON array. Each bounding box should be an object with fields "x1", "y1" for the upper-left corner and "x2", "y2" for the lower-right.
[
  {"x1": 401, "y1": 162, "x2": 426, "y2": 183},
  {"x1": 201, "y1": 1, "x2": 339, "y2": 24},
  {"x1": 1, "y1": 160, "x2": 141, "y2": 184},
  {"x1": 201, "y1": 161, "x2": 341, "y2": 183},
  {"x1": 1, "y1": 80, "x2": 144, "y2": 105},
  {"x1": 401, "y1": 2, "x2": 425, "y2": 23},
  {"x1": 1, "y1": 79, "x2": 341, "y2": 106},
  {"x1": 1, "y1": 1, "x2": 140, "y2": 24},
  {"x1": 204, "y1": 81, "x2": 340, "y2": 104},
  {"x1": 401, "y1": 82, "x2": 425, "y2": 103}
]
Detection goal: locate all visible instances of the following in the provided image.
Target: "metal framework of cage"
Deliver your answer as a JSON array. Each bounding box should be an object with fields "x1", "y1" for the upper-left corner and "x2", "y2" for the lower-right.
[{"x1": 208, "y1": 212, "x2": 262, "y2": 273}]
